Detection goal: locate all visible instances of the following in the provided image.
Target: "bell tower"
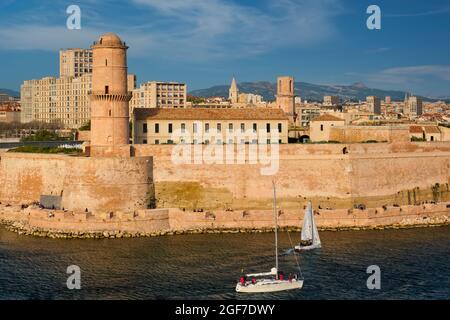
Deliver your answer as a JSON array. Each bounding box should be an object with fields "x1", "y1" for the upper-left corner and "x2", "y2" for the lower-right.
[
  {"x1": 276, "y1": 76, "x2": 295, "y2": 121},
  {"x1": 90, "y1": 33, "x2": 132, "y2": 157}
]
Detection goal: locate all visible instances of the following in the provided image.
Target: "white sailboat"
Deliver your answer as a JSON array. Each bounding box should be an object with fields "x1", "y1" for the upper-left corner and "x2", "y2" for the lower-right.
[
  {"x1": 295, "y1": 202, "x2": 321, "y2": 251},
  {"x1": 235, "y1": 182, "x2": 303, "y2": 293}
]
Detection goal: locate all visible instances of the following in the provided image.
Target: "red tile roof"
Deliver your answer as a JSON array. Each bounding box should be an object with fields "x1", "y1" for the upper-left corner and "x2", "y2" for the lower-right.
[{"x1": 134, "y1": 107, "x2": 289, "y2": 121}]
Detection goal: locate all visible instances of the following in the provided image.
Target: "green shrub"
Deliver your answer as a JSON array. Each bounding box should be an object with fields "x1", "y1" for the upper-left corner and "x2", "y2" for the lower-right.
[{"x1": 8, "y1": 146, "x2": 82, "y2": 154}]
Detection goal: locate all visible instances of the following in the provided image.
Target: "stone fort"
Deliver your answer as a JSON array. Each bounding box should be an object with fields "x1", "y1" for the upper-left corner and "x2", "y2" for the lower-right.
[{"x1": 1, "y1": 33, "x2": 450, "y2": 217}]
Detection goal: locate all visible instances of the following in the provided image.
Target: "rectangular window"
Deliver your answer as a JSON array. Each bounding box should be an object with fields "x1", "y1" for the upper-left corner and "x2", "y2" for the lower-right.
[
  {"x1": 228, "y1": 123, "x2": 233, "y2": 132},
  {"x1": 266, "y1": 123, "x2": 270, "y2": 133},
  {"x1": 320, "y1": 124, "x2": 324, "y2": 131},
  {"x1": 168, "y1": 123, "x2": 173, "y2": 133},
  {"x1": 143, "y1": 123, "x2": 147, "y2": 133},
  {"x1": 143, "y1": 139, "x2": 147, "y2": 144},
  {"x1": 155, "y1": 123, "x2": 159, "y2": 133},
  {"x1": 253, "y1": 123, "x2": 257, "y2": 133},
  {"x1": 105, "y1": 86, "x2": 109, "y2": 94},
  {"x1": 193, "y1": 123, "x2": 198, "y2": 133},
  {"x1": 267, "y1": 139, "x2": 271, "y2": 144},
  {"x1": 181, "y1": 123, "x2": 186, "y2": 133},
  {"x1": 240, "y1": 123, "x2": 245, "y2": 133},
  {"x1": 217, "y1": 123, "x2": 222, "y2": 133},
  {"x1": 278, "y1": 123, "x2": 282, "y2": 133},
  {"x1": 205, "y1": 123, "x2": 210, "y2": 133},
  {"x1": 167, "y1": 139, "x2": 173, "y2": 144},
  {"x1": 155, "y1": 139, "x2": 159, "y2": 145}
]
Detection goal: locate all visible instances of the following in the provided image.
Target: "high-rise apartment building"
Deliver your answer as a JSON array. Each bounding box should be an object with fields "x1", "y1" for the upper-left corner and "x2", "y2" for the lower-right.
[
  {"x1": 366, "y1": 96, "x2": 381, "y2": 115},
  {"x1": 405, "y1": 96, "x2": 423, "y2": 117},
  {"x1": 323, "y1": 96, "x2": 340, "y2": 106},
  {"x1": 129, "y1": 81, "x2": 186, "y2": 115},
  {"x1": 59, "y1": 48, "x2": 93, "y2": 78},
  {"x1": 20, "y1": 74, "x2": 92, "y2": 128}
]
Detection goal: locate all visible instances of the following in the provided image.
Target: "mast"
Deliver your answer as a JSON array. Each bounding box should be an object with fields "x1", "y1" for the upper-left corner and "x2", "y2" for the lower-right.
[
  {"x1": 273, "y1": 181, "x2": 278, "y2": 279},
  {"x1": 310, "y1": 202, "x2": 314, "y2": 243}
]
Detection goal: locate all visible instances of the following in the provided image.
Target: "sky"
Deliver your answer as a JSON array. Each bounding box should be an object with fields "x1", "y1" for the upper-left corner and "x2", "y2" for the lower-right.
[{"x1": 0, "y1": 0, "x2": 449, "y2": 97}]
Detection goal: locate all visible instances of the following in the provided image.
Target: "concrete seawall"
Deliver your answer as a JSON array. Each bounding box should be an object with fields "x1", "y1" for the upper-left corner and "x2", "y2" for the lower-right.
[{"x1": 1, "y1": 202, "x2": 448, "y2": 239}]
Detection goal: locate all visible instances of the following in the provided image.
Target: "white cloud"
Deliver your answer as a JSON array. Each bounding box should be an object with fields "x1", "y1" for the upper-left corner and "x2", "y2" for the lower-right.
[
  {"x1": 0, "y1": 0, "x2": 343, "y2": 60},
  {"x1": 369, "y1": 65, "x2": 450, "y2": 84}
]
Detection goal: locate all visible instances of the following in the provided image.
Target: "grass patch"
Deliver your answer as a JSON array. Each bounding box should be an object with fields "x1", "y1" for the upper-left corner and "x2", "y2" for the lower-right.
[{"x1": 8, "y1": 146, "x2": 82, "y2": 154}]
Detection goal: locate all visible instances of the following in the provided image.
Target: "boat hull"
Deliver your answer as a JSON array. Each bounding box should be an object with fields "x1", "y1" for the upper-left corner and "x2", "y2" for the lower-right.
[{"x1": 235, "y1": 279, "x2": 303, "y2": 293}]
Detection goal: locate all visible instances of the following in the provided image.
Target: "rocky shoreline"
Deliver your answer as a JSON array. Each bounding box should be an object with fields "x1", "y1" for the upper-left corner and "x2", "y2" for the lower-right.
[{"x1": 1, "y1": 215, "x2": 449, "y2": 239}]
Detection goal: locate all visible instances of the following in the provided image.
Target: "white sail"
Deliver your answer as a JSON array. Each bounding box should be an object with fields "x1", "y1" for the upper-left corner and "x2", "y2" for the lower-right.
[{"x1": 300, "y1": 202, "x2": 321, "y2": 246}]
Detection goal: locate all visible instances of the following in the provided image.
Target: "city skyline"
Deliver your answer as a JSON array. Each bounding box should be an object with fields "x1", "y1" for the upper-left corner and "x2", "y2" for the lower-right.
[{"x1": 0, "y1": 0, "x2": 449, "y2": 97}]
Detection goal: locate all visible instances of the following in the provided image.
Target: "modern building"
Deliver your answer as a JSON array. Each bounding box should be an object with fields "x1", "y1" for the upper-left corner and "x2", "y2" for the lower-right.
[
  {"x1": 0, "y1": 102, "x2": 20, "y2": 123},
  {"x1": 20, "y1": 74, "x2": 92, "y2": 128},
  {"x1": 405, "y1": 96, "x2": 423, "y2": 117},
  {"x1": 366, "y1": 96, "x2": 381, "y2": 115},
  {"x1": 297, "y1": 104, "x2": 321, "y2": 128},
  {"x1": 0, "y1": 93, "x2": 19, "y2": 102},
  {"x1": 130, "y1": 81, "x2": 186, "y2": 115},
  {"x1": 59, "y1": 48, "x2": 93, "y2": 78},
  {"x1": 133, "y1": 108, "x2": 289, "y2": 145},
  {"x1": 323, "y1": 95, "x2": 340, "y2": 106}
]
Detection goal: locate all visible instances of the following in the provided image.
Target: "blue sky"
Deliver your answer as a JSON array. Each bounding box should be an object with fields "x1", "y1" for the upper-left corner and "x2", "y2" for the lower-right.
[{"x1": 0, "y1": 0, "x2": 449, "y2": 97}]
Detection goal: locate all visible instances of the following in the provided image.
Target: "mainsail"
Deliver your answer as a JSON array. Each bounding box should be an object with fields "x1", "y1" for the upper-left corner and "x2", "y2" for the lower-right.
[{"x1": 300, "y1": 202, "x2": 321, "y2": 246}]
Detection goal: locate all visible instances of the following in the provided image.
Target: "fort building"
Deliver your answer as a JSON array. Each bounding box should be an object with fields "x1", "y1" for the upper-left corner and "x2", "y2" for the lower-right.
[
  {"x1": 89, "y1": 33, "x2": 132, "y2": 157},
  {"x1": 310, "y1": 114, "x2": 345, "y2": 142},
  {"x1": 2, "y1": 33, "x2": 154, "y2": 215},
  {"x1": 132, "y1": 107, "x2": 289, "y2": 145}
]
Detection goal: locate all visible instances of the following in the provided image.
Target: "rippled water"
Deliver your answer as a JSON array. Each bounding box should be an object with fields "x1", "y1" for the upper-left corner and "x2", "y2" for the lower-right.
[{"x1": 0, "y1": 226, "x2": 449, "y2": 299}]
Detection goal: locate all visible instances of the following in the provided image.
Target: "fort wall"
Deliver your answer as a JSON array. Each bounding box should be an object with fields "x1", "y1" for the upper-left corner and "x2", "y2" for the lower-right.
[
  {"x1": 0, "y1": 153, "x2": 154, "y2": 213},
  {"x1": 133, "y1": 142, "x2": 450, "y2": 210},
  {"x1": 1, "y1": 202, "x2": 448, "y2": 238}
]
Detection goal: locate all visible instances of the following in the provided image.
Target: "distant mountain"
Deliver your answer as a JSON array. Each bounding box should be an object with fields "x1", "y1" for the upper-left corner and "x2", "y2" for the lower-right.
[
  {"x1": 0, "y1": 89, "x2": 19, "y2": 98},
  {"x1": 190, "y1": 81, "x2": 448, "y2": 103}
]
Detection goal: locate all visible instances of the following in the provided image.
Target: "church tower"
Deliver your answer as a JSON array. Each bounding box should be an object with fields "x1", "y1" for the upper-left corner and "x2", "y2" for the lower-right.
[
  {"x1": 229, "y1": 77, "x2": 239, "y2": 104},
  {"x1": 90, "y1": 33, "x2": 132, "y2": 157},
  {"x1": 276, "y1": 76, "x2": 295, "y2": 121}
]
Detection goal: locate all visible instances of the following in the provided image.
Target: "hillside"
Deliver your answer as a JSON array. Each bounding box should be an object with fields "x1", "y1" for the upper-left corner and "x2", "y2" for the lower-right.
[{"x1": 190, "y1": 81, "x2": 446, "y2": 103}]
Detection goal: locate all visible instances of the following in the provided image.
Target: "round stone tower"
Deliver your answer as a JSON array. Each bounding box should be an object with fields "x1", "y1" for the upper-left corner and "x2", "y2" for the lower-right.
[{"x1": 90, "y1": 33, "x2": 132, "y2": 157}]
